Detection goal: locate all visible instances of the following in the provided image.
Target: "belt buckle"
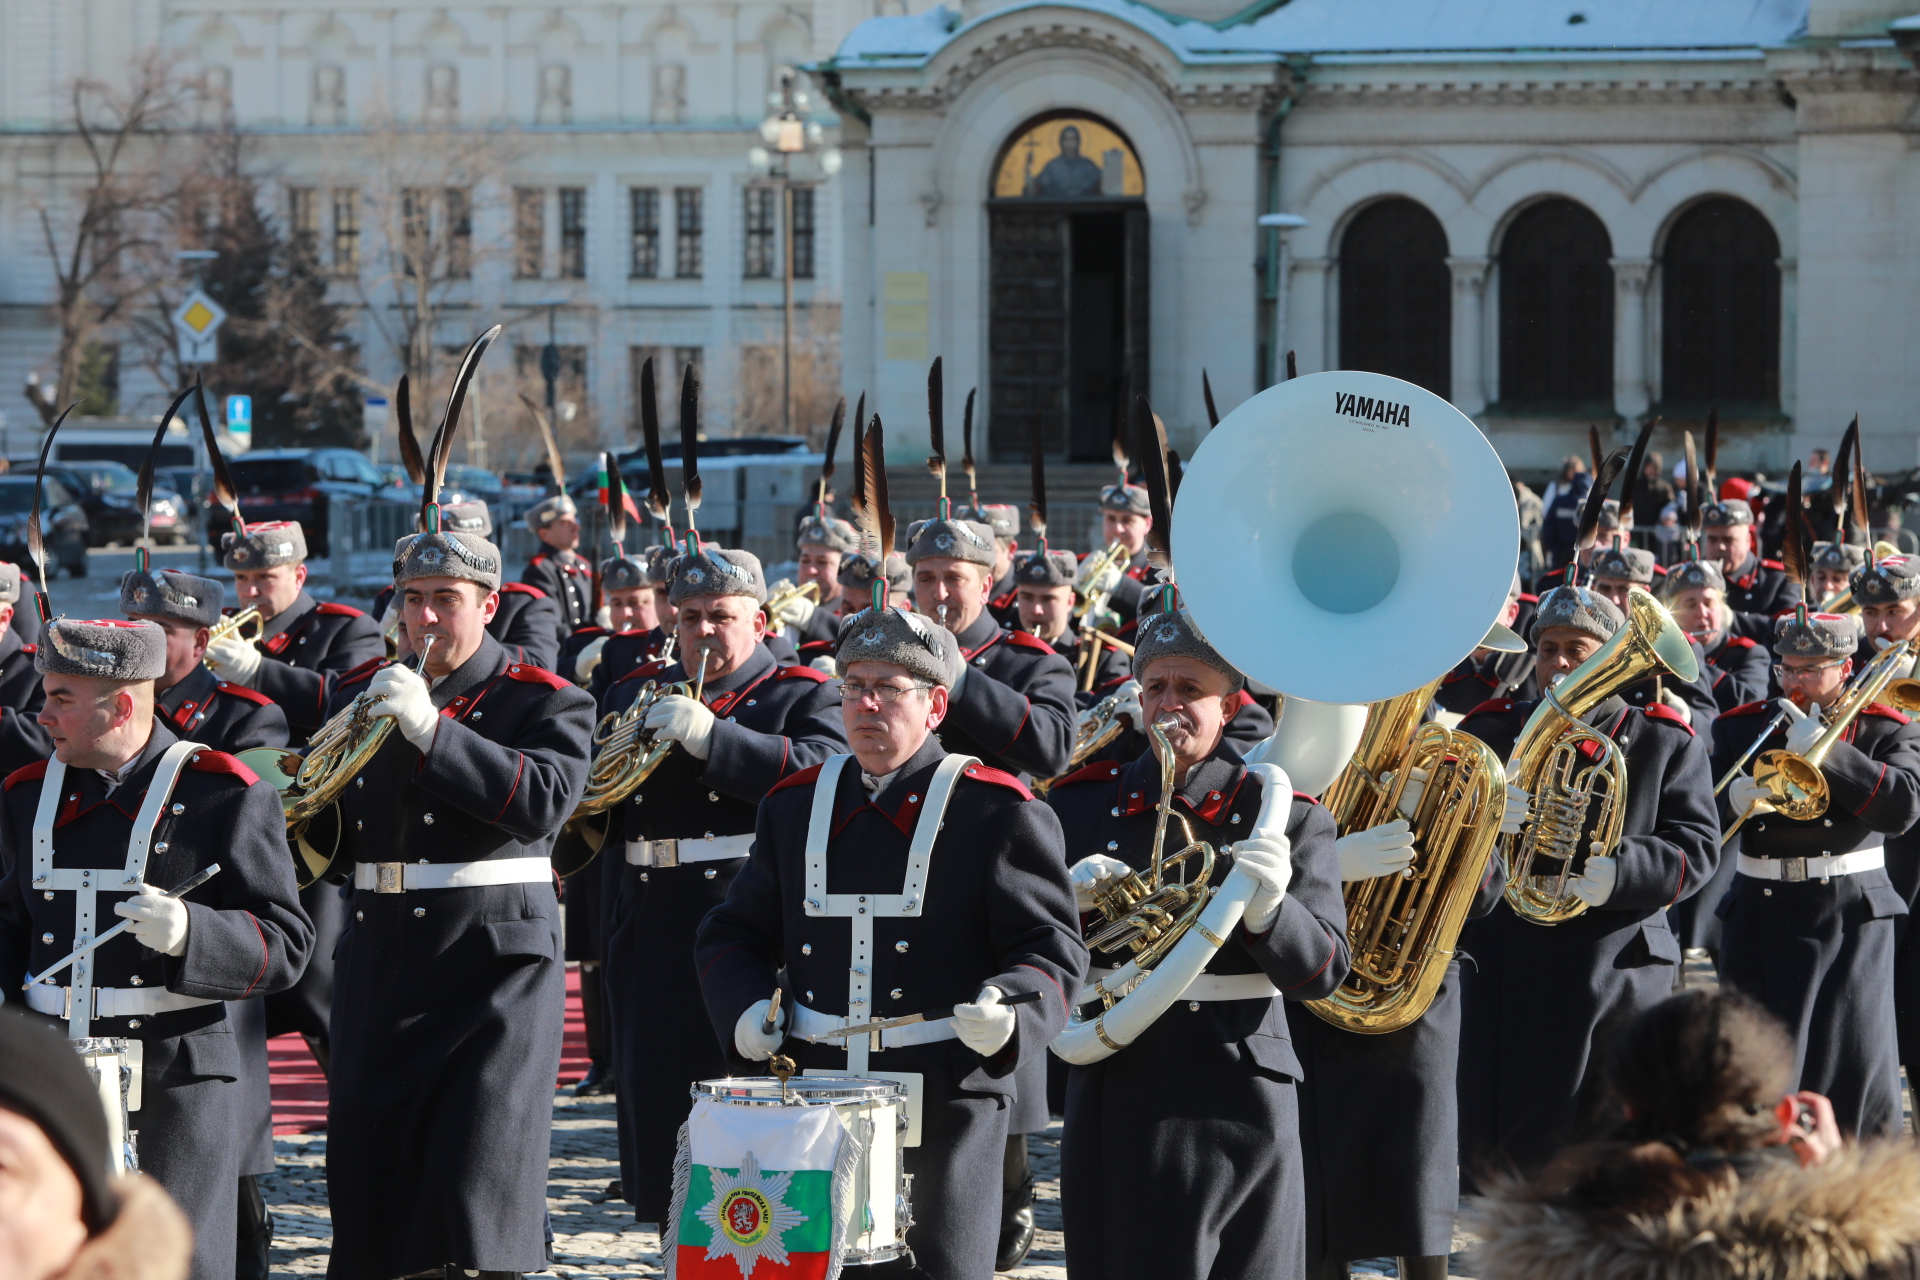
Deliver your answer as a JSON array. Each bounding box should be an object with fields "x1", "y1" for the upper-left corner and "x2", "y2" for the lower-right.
[
  {"x1": 653, "y1": 840, "x2": 680, "y2": 869},
  {"x1": 1782, "y1": 856, "x2": 1808, "y2": 883},
  {"x1": 374, "y1": 863, "x2": 406, "y2": 894}
]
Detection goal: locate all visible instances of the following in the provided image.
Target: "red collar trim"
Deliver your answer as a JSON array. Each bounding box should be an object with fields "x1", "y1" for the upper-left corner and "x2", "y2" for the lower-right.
[
  {"x1": 961, "y1": 629, "x2": 1007, "y2": 663},
  {"x1": 1118, "y1": 770, "x2": 1248, "y2": 823},
  {"x1": 708, "y1": 667, "x2": 782, "y2": 718}
]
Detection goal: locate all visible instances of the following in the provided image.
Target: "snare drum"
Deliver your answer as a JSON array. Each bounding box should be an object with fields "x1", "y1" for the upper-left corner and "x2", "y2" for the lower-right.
[
  {"x1": 689, "y1": 1076, "x2": 910, "y2": 1266},
  {"x1": 72, "y1": 1038, "x2": 139, "y2": 1174}
]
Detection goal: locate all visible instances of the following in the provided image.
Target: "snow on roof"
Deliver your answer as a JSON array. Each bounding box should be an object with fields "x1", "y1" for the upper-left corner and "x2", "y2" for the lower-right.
[{"x1": 829, "y1": 0, "x2": 1811, "y2": 67}]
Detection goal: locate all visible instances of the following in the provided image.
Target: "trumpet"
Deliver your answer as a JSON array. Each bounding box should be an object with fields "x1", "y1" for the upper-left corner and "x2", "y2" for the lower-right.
[
  {"x1": 571, "y1": 646, "x2": 711, "y2": 819},
  {"x1": 764, "y1": 579, "x2": 821, "y2": 628},
  {"x1": 204, "y1": 606, "x2": 263, "y2": 669}
]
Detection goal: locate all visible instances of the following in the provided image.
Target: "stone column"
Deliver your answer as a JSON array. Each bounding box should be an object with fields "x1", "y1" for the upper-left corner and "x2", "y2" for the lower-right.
[
  {"x1": 1611, "y1": 256, "x2": 1653, "y2": 422},
  {"x1": 1447, "y1": 256, "x2": 1489, "y2": 417}
]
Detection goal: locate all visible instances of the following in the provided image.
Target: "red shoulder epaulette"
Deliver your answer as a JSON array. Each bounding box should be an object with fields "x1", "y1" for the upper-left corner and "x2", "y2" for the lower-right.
[
  {"x1": 1518, "y1": 593, "x2": 1539, "y2": 604},
  {"x1": 527, "y1": 553, "x2": 549, "y2": 567},
  {"x1": 777, "y1": 665, "x2": 830, "y2": 683},
  {"x1": 1003, "y1": 631, "x2": 1054, "y2": 655},
  {"x1": 1762, "y1": 559, "x2": 1785, "y2": 571},
  {"x1": 216, "y1": 681, "x2": 274, "y2": 707},
  {"x1": 4, "y1": 760, "x2": 48, "y2": 791},
  {"x1": 570, "y1": 624, "x2": 609, "y2": 637},
  {"x1": 960, "y1": 762, "x2": 1033, "y2": 800},
  {"x1": 1651, "y1": 564, "x2": 1669, "y2": 577},
  {"x1": 501, "y1": 581, "x2": 547, "y2": 598},
  {"x1": 1642, "y1": 702, "x2": 1696, "y2": 735},
  {"x1": 769, "y1": 763, "x2": 824, "y2": 796},
  {"x1": 1721, "y1": 701, "x2": 1770, "y2": 716},
  {"x1": 797, "y1": 639, "x2": 833, "y2": 655},
  {"x1": 506, "y1": 662, "x2": 570, "y2": 691},
  {"x1": 1294, "y1": 790, "x2": 1321, "y2": 805},
  {"x1": 18, "y1": 644, "x2": 34, "y2": 655},
  {"x1": 1863, "y1": 702, "x2": 1913, "y2": 725},
  {"x1": 617, "y1": 659, "x2": 670, "y2": 685},
  {"x1": 1723, "y1": 636, "x2": 1758, "y2": 650},
  {"x1": 991, "y1": 589, "x2": 1017, "y2": 609},
  {"x1": 1464, "y1": 698, "x2": 1516, "y2": 718},
  {"x1": 315, "y1": 601, "x2": 364, "y2": 618},
  {"x1": 337, "y1": 656, "x2": 385, "y2": 687},
  {"x1": 1094, "y1": 673, "x2": 1130, "y2": 694},
  {"x1": 188, "y1": 749, "x2": 260, "y2": 785},
  {"x1": 1051, "y1": 761, "x2": 1122, "y2": 789}
]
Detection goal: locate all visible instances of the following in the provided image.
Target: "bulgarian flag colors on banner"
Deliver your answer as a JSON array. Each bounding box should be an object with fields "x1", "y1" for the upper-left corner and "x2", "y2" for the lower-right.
[{"x1": 668, "y1": 1097, "x2": 851, "y2": 1280}]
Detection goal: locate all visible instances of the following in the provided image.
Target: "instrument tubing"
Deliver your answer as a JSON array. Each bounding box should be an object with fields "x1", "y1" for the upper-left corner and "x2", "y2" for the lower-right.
[
  {"x1": 624, "y1": 834, "x2": 753, "y2": 866},
  {"x1": 352, "y1": 856, "x2": 553, "y2": 893},
  {"x1": 1737, "y1": 845, "x2": 1884, "y2": 881},
  {"x1": 790, "y1": 1002, "x2": 958, "y2": 1049}
]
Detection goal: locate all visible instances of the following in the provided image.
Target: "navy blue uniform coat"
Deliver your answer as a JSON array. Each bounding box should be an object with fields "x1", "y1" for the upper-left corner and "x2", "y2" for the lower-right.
[{"x1": 0, "y1": 628, "x2": 50, "y2": 773}]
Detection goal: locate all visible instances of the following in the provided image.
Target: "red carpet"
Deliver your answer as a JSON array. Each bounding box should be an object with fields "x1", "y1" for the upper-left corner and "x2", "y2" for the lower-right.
[{"x1": 270, "y1": 963, "x2": 595, "y2": 1135}]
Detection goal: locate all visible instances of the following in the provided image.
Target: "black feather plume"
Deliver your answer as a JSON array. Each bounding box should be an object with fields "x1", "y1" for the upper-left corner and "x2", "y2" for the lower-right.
[
  {"x1": 640, "y1": 357, "x2": 670, "y2": 526},
  {"x1": 1852, "y1": 426, "x2": 1872, "y2": 560},
  {"x1": 1029, "y1": 420, "x2": 1048, "y2": 545},
  {"x1": 27, "y1": 403, "x2": 76, "y2": 610},
  {"x1": 1167, "y1": 448, "x2": 1183, "y2": 501},
  {"x1": 1575, "y1": 447, "x2": 1629, "y2": 558},
  {"x1": 395, "y1": 375, "x2": 426, "y2": 485},
  {"x1": 1783, "y1": 462, "x2": 1811, "y2": 591},
  {"x1": 423, "y1": 326, "x2": 502, "y2": 529},
  {"x1": 1588, "y1": 425, "x2": 1604, "y2": 480},
  {"x1": 926, "y1": 357, "x2": 945, "y2": 502},
  {"x1": 1135, "y1": 396, "x2": 1174, "y2": 572},
  {"x1": 961, "y1": 388, "x2": 977, "y2": 499},
  {"x1": 1202, "y1": 370, "x2": 1220, "y2": 430},
  {"x1": 679, "y1": 363, "x2": 702, "y2": 533},
  {"x1": 819, "y1": 396, "x2": 846, "y2": 506},
  {"x1": 1285, "y1": 350, "x2": 1298, "y2": 381},
  {"x1": 1704, "y1": 409, "x2": 1719, "y2": 499},
  {"x1": 141, "y1": 385, "x2": 198, "y2": 551},
  {"x1": 854, "y1": 416, "x2": 893, "y2": 559},
  {"x1": 1617, "y1": 416, "x2": 1656, "y2": 533},
  {"x1": 1682, "y1": 430, "x2": 1704, "y2": 546},
  {"x1": 1832, "y1": 417, "x2": 1857, "y2": 524},
  {"x1": 607, "y1": 451, "x2": 629, "y2": 550},
  {"x1": 194, "y1": 384, "x2": 243, "y2": 540}
]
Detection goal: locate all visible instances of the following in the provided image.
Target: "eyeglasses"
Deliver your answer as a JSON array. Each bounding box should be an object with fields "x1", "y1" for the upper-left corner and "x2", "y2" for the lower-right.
[
  {"x1": 838, "y1": 681, "x2": 933, "y2": 704},
  {"x1": 1772, "y1": 660, "x2": 1848, "y2": 681}
]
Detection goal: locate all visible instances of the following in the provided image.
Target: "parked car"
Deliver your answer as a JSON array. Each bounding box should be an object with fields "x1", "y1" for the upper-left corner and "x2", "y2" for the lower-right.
[
  {"x1": 55, "y1": 461, "x2": 189, "y2": 547},
  {"x1": 213, "y1": 447, "x2": 386, "y2": 558},
  {"x1": 0, "y1": 475, "x2": 88, "y2": 577}
]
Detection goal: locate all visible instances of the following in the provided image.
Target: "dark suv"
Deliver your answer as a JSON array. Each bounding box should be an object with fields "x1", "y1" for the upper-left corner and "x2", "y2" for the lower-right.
[
  {"x1": 58, "y1": 461, "x2": 189, "y2": 548},
  {"x1": 0, "y1": 475, "x2": 88, "y2": 577},
  {"x1": 215, "y1": 448, "x2": 384, "y2": 558}
]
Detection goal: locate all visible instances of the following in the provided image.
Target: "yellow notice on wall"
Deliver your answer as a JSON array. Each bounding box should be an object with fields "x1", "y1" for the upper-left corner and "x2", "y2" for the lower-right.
[{"x1": 884, "y1": 271, "x2": 930, "y2": 362}]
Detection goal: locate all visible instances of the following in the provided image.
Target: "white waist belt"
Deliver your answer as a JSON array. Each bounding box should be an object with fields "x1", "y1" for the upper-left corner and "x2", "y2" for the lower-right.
[
  {"x1": 790, "y1": 1002, "x2": 957, "y2": 1049},
  {"x1": 353, "y1": 857, "x2": 552, "y2": 893},
  {"x1": 625, "y1": 834, "x2": 754, "y2": 867},
  {"x1": 1738, "y1": 845, "x2": 1885, "y2": 882},
  {"x1": 26, "y1": 984, "x2": 218, "y2": 1020},
  {"x1": 1080, "y1": 967, "x2": 1279, "y2": 1005}
]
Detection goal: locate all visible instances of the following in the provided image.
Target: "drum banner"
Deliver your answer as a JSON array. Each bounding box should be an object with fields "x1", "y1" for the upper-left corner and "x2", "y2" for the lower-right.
[{"x1": 665, "y1": 1095, "x2": 863, "y2": 1280}]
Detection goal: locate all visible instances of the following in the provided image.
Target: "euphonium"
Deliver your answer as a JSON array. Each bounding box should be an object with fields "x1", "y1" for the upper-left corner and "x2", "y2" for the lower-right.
[
  {"x1": 570, "y1": 647, "x2": 710, "y2": 819},
  {"x1": 1503, "y1": 586, "x2": 1698, "y2": 924},
  {"x1": 1304, "y1": 677, "x2": 1507, "y2": 1033},
  {"x1": 204, "y1": 606, "x2": 263, "y2": 669}
]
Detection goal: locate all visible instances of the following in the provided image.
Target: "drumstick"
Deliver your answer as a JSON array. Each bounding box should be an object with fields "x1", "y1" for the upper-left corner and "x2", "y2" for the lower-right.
[
  {"x1": 22, "y1": 865, "x2": 221, "y2": 991},
  {"x1": 762, "y1": 987, "x2": 783, "y2": 1036},
  {"x1": 807, "y1": 989, "x2": 1043, "y2": 1042}
]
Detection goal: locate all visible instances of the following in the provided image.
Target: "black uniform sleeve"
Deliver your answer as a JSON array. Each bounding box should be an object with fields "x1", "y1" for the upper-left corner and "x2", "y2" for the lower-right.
[
  {"x1": 223, "y1": 697, "x2": 291, "y2": 753},
  {"x1": 696, "y1": 799, "x2": 793, "y2": 1043},
  {"x1": 496, "y1": 593, "x2": 562, "y2": 672},
  {"x1": 701, "y1": 680, "x2": 848, "y2": 800},
  {"x1": 0, "y1": 699, "x2": 52, "y2": 775},
  {"x1": 414, "y1": 682, "x2": 596, "y2": 841},
  {"x1": 943, "y1": 648, "x2": 1077, "y2": 778},
  {"x1": 1607, "y1": 724, "x2": 1722, "y2": 910},
  {"x1": 0, "y1": 823, "x2": 32, "y2": 997},
  {"x1": 1223, "y1": 696, "x2": 1276, "y2": 757},
  {"x1": 1814, "y1": 723, "x2": 1920, "y2": 834},
  {"x1": 168, "y1": 778, "x2": 315, "y2": 1000},
  {"x1": 1242, "y1": 798, "x2": 1349, "y2": 1001},
  {"x1": 253, "y1": 613, "x2": 386, "y2": 736},
  {"x1": 521, "y1": 557, "x2": 564, "y2": 601}
]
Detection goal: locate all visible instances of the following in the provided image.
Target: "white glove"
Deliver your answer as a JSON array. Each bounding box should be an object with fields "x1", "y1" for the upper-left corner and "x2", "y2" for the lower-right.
[
  {"x1": 575, "y1": 635, "x2": 609, "y2": 683},
  {"x1": 1109, "y1": 678, "x2": 1143, "y2": 729},
  {"x1": 1077, "y1": 559, "x2": 1124, "y2": 595},
  {"x1": 1499, "y1": 785, "x2": 1532, "y2": 836},
  {"x1": 951, "y1": 985, "x2": 1017, "y2": 1056},
  {"x1": 1336, "y1": 819, "x2": 1416, "y2": 883},
  {"x1": 773, "y1": 594, "x2": 816, "y2": 629},
  {"x1": 367, "y1": 663, "x2": 440, "y2": 752},
  {"x1": 1785, "y1": 702, "x2": 1823, "y2": 756},
  {"x1": 1069, "y1": 853, "x2": 1132, "y2": 913},
  {"x1": 1728, "y1": 774, "x2": 1775, "y2": 817},
  {"x1": 1658, "y1": 688, "x2": 1692, "y2": 726},
  {"x1": 644, "y1": 693, "x2": 717, "y2": 760},
  {"x1": 113, "y1": 888, "x2": 190, "y2": 957},
  {"x1": 1396, "y1": 765, "x2": 1431, "y2": 819},
  {"x1": 734, "y1": 999, "x2": 787, "y2": 1061},
  {"x1": 204, "y1": 633, "x2": 263, "y2": 687},
  {"x1": 1567, "y1": 853, "x2": 1618, "y2": 908},
  {"x1": 1234, "y1": 832, "x2": 1294, "y2": 934}
]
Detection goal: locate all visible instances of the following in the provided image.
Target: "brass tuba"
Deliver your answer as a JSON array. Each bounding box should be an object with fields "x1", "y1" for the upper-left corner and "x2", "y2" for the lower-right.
[{"x1": 1502, "y1": 585, "x2": 1698, "y2": 924}]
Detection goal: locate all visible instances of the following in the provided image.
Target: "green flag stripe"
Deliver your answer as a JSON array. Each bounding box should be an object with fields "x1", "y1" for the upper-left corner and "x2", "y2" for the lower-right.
[{"x1": 678, "y1": 1165, "x2": 837, "y2": 1252}]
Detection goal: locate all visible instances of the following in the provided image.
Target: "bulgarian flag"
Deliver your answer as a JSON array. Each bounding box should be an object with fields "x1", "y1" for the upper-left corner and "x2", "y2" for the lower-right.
[{"x1": 667, "y1": 1095, "x2": 855, "y2": 1280}]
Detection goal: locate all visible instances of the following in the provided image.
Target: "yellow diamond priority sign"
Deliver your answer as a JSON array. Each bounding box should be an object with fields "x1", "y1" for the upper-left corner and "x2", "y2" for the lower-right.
[{"x1": 171, "y1": 288, "x2": 227, "y2": 364}]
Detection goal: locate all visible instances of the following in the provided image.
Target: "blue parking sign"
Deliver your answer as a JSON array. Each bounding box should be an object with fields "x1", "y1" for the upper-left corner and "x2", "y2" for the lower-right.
[{"x1": 225, "y1": 395, "x2": 252, "y2": 430}]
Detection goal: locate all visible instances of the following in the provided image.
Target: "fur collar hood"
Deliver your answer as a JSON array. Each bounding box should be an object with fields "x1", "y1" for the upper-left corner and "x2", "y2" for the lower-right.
[{"x1": 1466, "y1": 1143, "x2": 1920, "y2": 1280}]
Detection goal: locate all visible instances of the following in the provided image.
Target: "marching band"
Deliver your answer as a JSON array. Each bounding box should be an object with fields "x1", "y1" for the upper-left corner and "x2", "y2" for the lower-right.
[{"x1": 12, "y1": 339, "x2": 1920, "y2": 1280}]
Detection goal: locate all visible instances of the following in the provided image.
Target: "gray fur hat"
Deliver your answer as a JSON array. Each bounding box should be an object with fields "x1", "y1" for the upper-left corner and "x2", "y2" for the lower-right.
[
  {"x1": 442, "y1": 500, "x2": 493, "y2": 537},
  {"x1": 1813, "y1": 541, "x2": 1867, "y2": 575},
  {"x1": 1590, "y1": 545, "x2": 1656, "y2": 585},
  {"x1": 120, "y1": 567, "x2": 222, "y2": 628},
  {"x1": 35, "y1": 618, "x2": 166, "y2": 682},
  {"x1": 1774, "y1": 610, "x2": 1858, "y2": 659},
  {"x1": 957, "y1": 503, "x2": 1020, "y2": 542},
  {"x1": 667, "y1": 546, "x2": 768, "y2": 607},
  {"x1": 601, "y1": 554, "x2": 650, "y2": 594},
  {"x1": 642, "y1": 544, "x2": 676, "y2": 587},
  {"x1": 395, "y1": 531, "x2": 504, "y2": 593},
  {"x1": 839, "y1": 552, "x2": 909, "y2": 596},
  {"x1": 524, "y1": 492, "x2": 579, "y2": 533},
  {"x1": 1531, "y1": 584, "x2": 1626, "y2": 643},
  {"x1": 903, "y1": 517, "x2": 996, "y2": 569},
  {"x1": 1099, "y1": 483, "x2": 1151, "y2": 517},
  {"x1": 1596, "y1": 499, "x2": 1626, "y2": 533},
  {"x1": 833, "y1": 605, "x2": 963, "y2": 688},
  {"x1": 1131, "y1": 608, "x2": 1244, "y2": 693},
  {"x1": 1014, "y1": 549, "x2": 1077, "y2": 589},
  {"x1": 1851, "y1": 555, "x2": 1920, "y2": 606},
  {"x1": 796, "y1": 514, "x2": 860, "y2": 556},
  {"x1": 0, "y1": 562, "x2": 20, "y2": 606},
  {"x1": 222, "y1": 521, "x2": 306, "y2": 571},
  {"x1": 1664, "y1": 559, "x2": 1727, "y2": 596},
  {"x1": 1702, "y1": 499, "x2": 1755, "y2": 528}
]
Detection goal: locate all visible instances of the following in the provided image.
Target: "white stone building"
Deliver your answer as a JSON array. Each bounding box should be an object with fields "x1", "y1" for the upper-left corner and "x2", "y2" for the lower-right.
[
  {"x1": 0, "y1": 0, "x2": 872, "y2": 441},
  {"x1": 820, "y1": 0, "x2": 1920, "y2": 478}
]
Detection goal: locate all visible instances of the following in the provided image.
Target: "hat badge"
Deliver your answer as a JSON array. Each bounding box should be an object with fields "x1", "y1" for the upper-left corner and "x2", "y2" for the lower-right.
[
  {"x1": 686, "y1": 567, "x2": 706, "y2": 586},
  {"x1": 935, "y1": 533, "x2": 953, "y2": 551},
  {"x1": 858, "y1": 627, "x2": 884, "y2": 646},
  {"x1": 1154, "y1": 623, "x2": 1182, "y2": 644}
]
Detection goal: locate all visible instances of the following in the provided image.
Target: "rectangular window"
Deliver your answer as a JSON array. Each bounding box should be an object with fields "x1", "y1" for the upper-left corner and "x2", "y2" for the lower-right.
[
  {"x1": 674, "y1": 187, "x2": 703, "y2": 279},
  {"x1": 744, "y1": 187, "x2": 776, "y2": 279},
  {"x1": 445, "y1": 187, "x2": 472, "y2": 280},
  {"x1": 400, "y1": 187, "x2": 431, "y2": 278},
  {"x1": 331, "y1": 188, "x2": 359, "y2": 277},
  {"x1": 629, "y1": 188, "x2": 660, "y2": 279},
  {"x1": 288, "y1": 187, "x2": 318, "y2": 262},
  {"x1": 559, "y1": 187, "x2": 586, "y2": 279},
  {"x1": 515, "y1": 187, "x2": 545, "y2": 279},
  {"x1": 792, "y1": 186, "x2": 816, "y2": 281}
]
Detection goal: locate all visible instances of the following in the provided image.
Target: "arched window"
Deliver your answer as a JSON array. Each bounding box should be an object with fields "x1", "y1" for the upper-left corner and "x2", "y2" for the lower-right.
[
  {"x1": 1498, "y1": 198, "x2": 1613, "y2": 408},
  {"x1": 1660, "y1": 198, "x2": 1780, "y2": 410},
  {"x1": 1339, "y1": 198, "x2": 1451, "y2": 398}
]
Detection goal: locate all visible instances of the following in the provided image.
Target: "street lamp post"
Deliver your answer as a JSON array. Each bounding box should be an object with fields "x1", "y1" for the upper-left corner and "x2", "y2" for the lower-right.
[{"x1": 750, "y1": 70, "x2": 841, "y2": 437}]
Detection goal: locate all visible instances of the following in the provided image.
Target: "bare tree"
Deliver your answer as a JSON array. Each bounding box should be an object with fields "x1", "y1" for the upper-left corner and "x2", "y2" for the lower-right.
[
  {"x1": 23, "y1": 54, "x2": 191, "y2": 423},
  {"x1": 735, "y1": 302, "x2": 843, "y2": 444}
]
